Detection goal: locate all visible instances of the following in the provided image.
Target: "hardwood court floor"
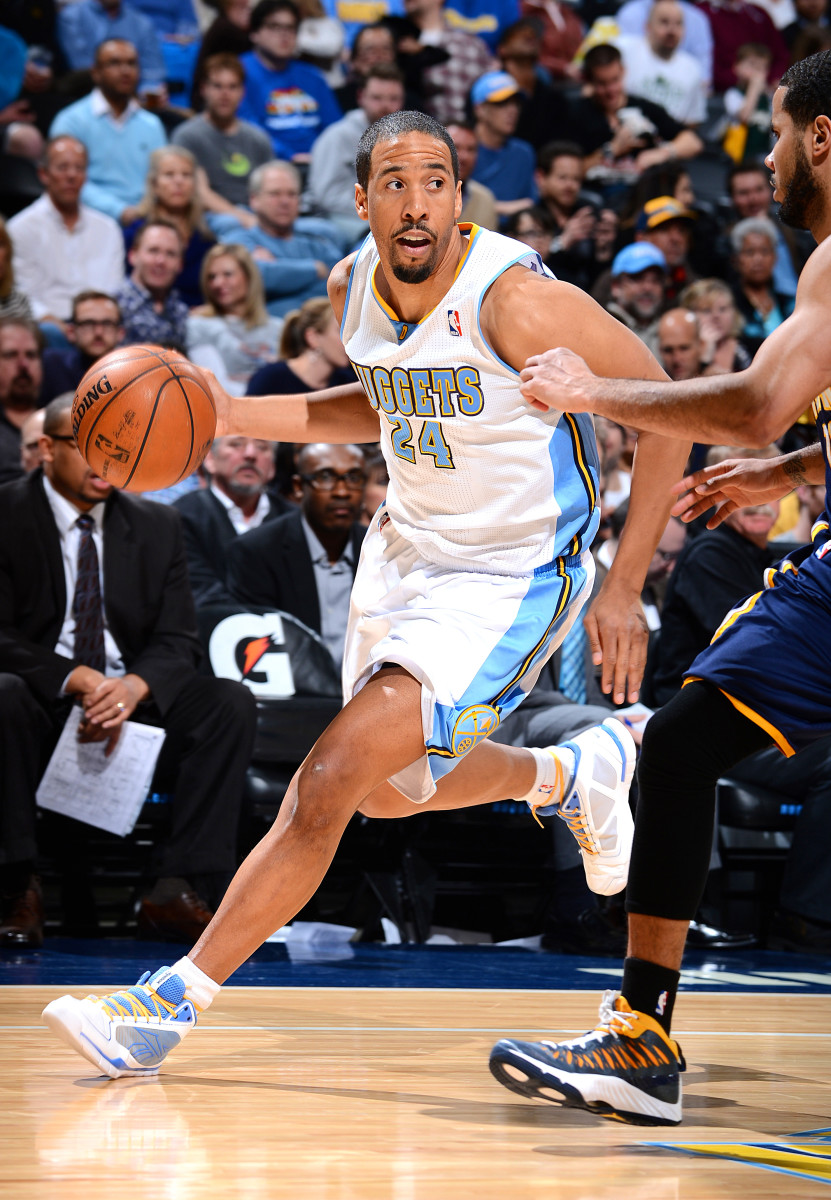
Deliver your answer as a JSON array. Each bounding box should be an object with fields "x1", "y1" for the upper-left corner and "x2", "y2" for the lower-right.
[{"x1": 1, "y1": 986, "x2": 829, "y2": 1199}]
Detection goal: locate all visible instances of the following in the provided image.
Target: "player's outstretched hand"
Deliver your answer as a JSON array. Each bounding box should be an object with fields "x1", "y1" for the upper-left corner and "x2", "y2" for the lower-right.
[
  {"x1": 671, "y1": 456, "x2": 791, "y2": 529},
  {"x1": 519, "y1": 347, "x2": 597, "y2": 414},
  {"x1": 583, "y1": 584, "x2": 649, "y2": 705}
]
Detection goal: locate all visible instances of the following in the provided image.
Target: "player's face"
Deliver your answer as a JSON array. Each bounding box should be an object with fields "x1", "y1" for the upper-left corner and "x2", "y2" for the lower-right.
[
  {"x1": 356, "y1": 132, "x2": 462, "y2": 285},
  {"x1": 206, "y1": 436, "x2": 276, "y2": 495},
  {"x1": 42, "y1": 414, "x2": 114, "y2": 509},
  {"x1": 201, "y1": 69, "x2": 244, "y2": 122},
  {"x1": 70, "y1": 299, "x2": 123, "y2": 359},
  {"x1": 767, "y1": 87, "x2": 823, "y2": 230},
  {"x1": 42, "y1": 138, "x2": 86, "y2": 209}
]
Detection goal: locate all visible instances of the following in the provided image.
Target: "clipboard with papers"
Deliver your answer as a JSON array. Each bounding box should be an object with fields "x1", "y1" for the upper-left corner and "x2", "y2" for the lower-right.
[{"x1": 36, "y1": 705, "x2": 166, "y2": 837}]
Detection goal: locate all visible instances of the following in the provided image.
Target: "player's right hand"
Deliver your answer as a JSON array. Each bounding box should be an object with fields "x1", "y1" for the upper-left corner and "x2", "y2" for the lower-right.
[{"x1": 671, "y1": 456, "x2": 792, "y2": 528}]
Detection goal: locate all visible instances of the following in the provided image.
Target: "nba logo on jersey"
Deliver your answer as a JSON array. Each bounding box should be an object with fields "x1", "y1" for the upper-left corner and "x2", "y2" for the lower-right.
[{"x1": 448, "y1": 309, "x2": 462, "y2": 336}]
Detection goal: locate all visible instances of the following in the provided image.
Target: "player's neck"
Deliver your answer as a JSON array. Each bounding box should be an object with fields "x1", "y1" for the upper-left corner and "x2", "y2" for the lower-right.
[{"x1": 375, "y1": 225, "x2": 467, "y2": 324}]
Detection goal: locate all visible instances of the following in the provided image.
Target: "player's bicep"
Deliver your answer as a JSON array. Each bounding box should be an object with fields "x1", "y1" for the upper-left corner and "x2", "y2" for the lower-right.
[{"x1": 742, "y1": 296, "x2": 831, "y2": 436}]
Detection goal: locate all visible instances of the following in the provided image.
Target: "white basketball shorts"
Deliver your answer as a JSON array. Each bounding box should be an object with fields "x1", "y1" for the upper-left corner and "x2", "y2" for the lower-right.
[{"x1": 342, "y1": 509, "x2": 595, "y2": 803}]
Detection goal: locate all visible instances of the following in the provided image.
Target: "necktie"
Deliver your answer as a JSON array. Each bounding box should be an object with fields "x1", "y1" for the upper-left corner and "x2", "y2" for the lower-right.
[
  {"x1": 559, "y1": 620, "x2": 587, "y2": 705},
  {"x1": 73, "y1": 513, "x2": 105, "y2": 674}
]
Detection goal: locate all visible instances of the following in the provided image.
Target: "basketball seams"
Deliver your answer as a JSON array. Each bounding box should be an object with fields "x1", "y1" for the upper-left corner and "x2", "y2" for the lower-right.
[{"x1": 73, "y1": 345, "x2": 215, "y2": 491}]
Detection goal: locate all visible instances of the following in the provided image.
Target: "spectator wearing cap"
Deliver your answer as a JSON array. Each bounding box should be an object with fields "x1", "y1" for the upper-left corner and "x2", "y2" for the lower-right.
[
  {"x1": 635, "y1": 194, "x2": 698, "y2": 302},
  {"x1": 603, "y1": 242, "x2": 667, "y2": 356},
  {"x1": 470, "y1": 71, "x2": 537, "y2": 222},
  {"x1": 568, "y1": 43, "x2": 703, "y2": 182}
]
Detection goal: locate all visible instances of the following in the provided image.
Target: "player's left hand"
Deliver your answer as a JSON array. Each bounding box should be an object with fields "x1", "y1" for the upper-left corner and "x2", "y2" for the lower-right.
[
  {"x1": 519, "y1": 348, "x2": 597, "y2": 414},
  {"x1": 583, "y1": 585, "x2": 649, "y2": 704}
]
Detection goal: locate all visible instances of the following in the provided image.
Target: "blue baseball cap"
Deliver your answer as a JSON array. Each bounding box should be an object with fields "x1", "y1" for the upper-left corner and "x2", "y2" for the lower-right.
[
  {"x1": 470, "y1": 70, "x2": 521, "y2": 106},
  {"x1": 611, "y1": 242, "x2": 667, "y2": 278}
]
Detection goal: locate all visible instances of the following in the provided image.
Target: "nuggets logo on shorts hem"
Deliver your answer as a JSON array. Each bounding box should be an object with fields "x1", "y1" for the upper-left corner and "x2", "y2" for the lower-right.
[{"x1": 450, "y1": 704, "x2": 500, "y2": 756}]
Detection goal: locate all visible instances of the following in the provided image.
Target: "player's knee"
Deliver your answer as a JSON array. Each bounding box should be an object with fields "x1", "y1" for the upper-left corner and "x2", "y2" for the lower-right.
[{"x1": 639, "y1": 693, "x2": 722, "y2": 792}]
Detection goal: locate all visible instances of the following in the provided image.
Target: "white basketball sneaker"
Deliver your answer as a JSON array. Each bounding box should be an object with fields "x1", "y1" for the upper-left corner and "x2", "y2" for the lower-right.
[
  {"x1": 530, "y1": 718, "x2": 636, "y2": 895},
  {"x1": 42, "y1": 966, "x2": 197, "y2": 1078}
]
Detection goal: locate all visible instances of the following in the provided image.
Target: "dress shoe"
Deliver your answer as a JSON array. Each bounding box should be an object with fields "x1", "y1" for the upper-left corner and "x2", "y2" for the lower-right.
[
  {"x1": 0, "y1": 876, "x2": 44, "y2": 949},
  {"x1": 685, "y1": 918, "x2": 757, "y2": 950},
  {"x1": 766, "y1": 910, "x2": 831, "y2": 955},
  {"x1": 136, "y1": 880, "x2": 214, "y2": 943}
]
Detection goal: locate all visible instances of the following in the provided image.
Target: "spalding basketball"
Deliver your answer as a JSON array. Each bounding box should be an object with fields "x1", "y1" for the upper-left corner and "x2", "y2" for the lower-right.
[{"x1": 72, "y1": 344, "x2": 216, "y2": 493}]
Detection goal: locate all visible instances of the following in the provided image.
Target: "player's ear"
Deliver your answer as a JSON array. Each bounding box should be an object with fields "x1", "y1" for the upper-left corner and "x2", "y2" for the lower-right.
[
  {"x1": 354, "y1": 183, "x2": 369, "y2": 222},
  {"x1": 454, "y1": 179, "x2": 463, "y2": 221},
  {"x1": 813, "y1": 113, "x2": 831, "y2": 161}
]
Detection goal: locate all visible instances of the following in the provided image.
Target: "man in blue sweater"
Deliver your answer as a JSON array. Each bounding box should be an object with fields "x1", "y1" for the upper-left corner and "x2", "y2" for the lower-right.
[
  {"x1": 238, "y1": 0, "x2": 341, "y2": 163},
  {"x1": 210, "y1": 161, "x2": 343, "y2": 317},
  {"x1": 49, "y1": 38, "x2": 167, "y2": 225}
]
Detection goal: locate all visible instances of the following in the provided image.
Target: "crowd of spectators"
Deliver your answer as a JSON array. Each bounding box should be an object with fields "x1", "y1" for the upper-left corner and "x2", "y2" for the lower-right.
[{"x1": 1, "y1": 0, "x2": 829, "y2": 955}]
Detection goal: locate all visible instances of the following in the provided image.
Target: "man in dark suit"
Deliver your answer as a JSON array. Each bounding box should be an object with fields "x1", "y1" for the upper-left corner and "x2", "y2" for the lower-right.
[
  {"x1": 0, "y1": 395, "x2": 257, "y2": 947},
  {"x1": 174, "y1": 435, "x2": 292, "y2": 607},
  {"x1": 226, "y1": 443, "x2": 367, "y2": 668}
]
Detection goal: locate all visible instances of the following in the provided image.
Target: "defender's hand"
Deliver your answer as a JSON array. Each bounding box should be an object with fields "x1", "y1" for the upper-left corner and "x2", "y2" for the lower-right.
[
  {"x1": 671, "y1": 457, "x2": 791, "y2": 528},
  {"x1": 519, "y1": 347, "x2": 597, "y2": 414}
]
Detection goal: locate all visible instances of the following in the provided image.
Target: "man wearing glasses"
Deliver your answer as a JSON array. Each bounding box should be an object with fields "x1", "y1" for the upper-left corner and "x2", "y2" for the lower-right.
[
  {"x1": 7, "y1": 136, "x2": 125, "y2": 341},
  {"x1": 41, "y1": 292, "x2": 124, "y2": 405},
  {"x1": 226, "y1": 443, "x2": 368, "y2": 668}
]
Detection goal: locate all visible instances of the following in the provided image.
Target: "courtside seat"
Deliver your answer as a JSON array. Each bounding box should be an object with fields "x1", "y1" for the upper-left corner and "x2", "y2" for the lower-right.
[{"x1": 715, "y1": 776, "x2": 799, "y2": 935}]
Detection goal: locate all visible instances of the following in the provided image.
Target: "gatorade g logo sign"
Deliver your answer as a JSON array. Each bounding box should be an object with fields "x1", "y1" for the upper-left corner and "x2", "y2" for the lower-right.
[
  {"x1": 208, "y1": 613, "x2": 295, "y2": 698},
  {"x1": 72, "y1": 375, "x2": 113, "y2": 435}
]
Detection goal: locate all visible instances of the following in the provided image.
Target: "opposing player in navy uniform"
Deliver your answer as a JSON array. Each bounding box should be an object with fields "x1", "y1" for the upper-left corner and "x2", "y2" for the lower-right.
[
  {"x1": 489, "y1": 50, "x2": 831, "y2": 1125},
  {"x1": 42, "y1": 111, "x2": 690, "y2": 1079}
]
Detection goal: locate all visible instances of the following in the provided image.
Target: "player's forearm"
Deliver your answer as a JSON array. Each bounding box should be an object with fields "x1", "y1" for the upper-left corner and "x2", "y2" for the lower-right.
[
  {"x1": 223, "y1": 383, "x2": 380, "y2": 444},
  {"x1": 588, "y1": 371, "x2": 773, "y2": 446},
  {"x1": 777, "y1": 442, "x2": 825, "y2": 488}
]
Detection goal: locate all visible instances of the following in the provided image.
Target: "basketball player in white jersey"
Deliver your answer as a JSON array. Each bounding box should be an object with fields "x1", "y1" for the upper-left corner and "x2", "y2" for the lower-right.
[{"x1": 42, "y1": 111, "x2": 690, "y2": 1080}]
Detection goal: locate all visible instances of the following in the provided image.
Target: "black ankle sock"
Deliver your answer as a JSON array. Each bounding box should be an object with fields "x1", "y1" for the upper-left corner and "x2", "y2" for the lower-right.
[{"x1": 621, "y1": 956, "x2": 680, "y2": 1035}]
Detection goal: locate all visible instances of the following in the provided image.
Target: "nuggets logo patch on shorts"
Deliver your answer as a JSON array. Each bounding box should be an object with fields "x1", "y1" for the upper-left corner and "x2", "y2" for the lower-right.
[{"x1": 451, "y1": 704, "x2": 500, "y2": 756}]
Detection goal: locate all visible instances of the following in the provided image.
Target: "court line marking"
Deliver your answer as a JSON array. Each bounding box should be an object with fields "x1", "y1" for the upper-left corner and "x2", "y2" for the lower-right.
[{"x1": 6, "y1": 1025, "x2": 831, "y2": 1036}]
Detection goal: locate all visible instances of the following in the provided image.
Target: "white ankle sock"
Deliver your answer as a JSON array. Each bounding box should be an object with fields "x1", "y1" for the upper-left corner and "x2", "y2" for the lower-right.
[
  {"x1": 171, "y1": 956, "x2": 221, "y2": 1012},
  {"x1": 515, "y1": 746, "x2": 576, "y2": 807}
]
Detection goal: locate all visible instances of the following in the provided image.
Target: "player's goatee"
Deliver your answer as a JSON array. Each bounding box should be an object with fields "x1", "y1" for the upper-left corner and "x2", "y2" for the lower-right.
[{"x1": 391, "y1": 261, "x2": 434, "y2": 283}]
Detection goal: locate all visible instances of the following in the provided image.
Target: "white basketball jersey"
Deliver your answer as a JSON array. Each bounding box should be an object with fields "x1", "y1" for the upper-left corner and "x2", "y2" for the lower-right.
[{"x1": 341, "y1": 223, "x2": 600, "y2": 575}]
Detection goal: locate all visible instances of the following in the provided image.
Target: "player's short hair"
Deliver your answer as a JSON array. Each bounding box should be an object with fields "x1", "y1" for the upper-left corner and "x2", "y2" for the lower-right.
[
  {"x1": 355, "y1": 111, "x2": 459, "y2": 190},
  {"x1": 536, "y1": 140, "x2": 584, "y2": 175},
  {"x1": 781, "y1": 49, "x2": 831, "y2": 130}
]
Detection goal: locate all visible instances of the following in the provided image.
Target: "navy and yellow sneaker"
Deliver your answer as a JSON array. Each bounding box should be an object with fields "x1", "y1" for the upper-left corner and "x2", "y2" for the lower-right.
[
  {"x1": 489, "y1": 991, "x2": 685, "y2": 1126},
  {"x1": 530, "y1": 718, "x2": 636, "y2": 896},
  {"x1": 42, "y1": 966, "x2": 198, "y2": 1079}
]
